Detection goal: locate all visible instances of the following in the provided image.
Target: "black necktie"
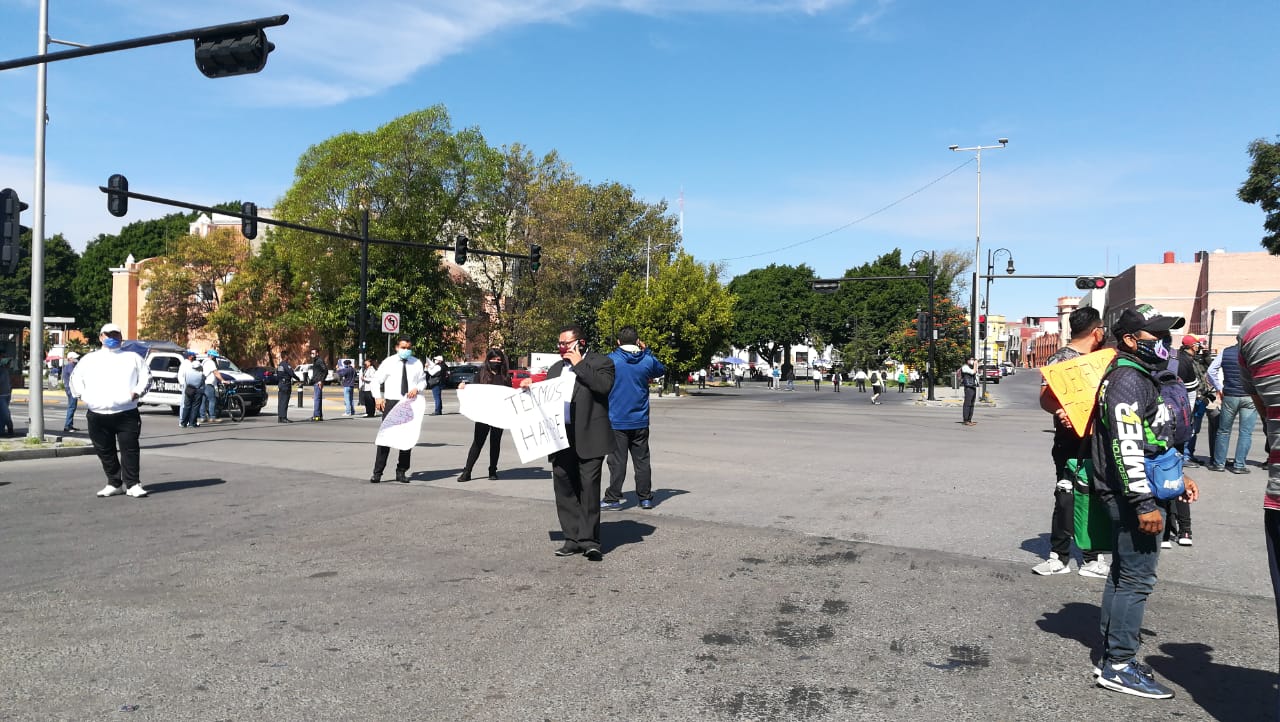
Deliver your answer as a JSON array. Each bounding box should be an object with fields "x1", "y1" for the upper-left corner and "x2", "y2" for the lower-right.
[{"x1": 401, "y1": 360, "x2": 409, "y2": 396}]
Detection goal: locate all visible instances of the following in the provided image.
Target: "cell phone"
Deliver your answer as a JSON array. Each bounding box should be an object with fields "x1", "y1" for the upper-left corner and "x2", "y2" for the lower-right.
[{"x1": 577, "y1": 340, "x2": 587, "y2": 353}]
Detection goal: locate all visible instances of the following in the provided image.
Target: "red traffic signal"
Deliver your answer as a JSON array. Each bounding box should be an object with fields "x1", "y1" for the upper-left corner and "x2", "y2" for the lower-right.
[{"x1": 1075, "y1": 276, "x2": 1107, "y2": 290}]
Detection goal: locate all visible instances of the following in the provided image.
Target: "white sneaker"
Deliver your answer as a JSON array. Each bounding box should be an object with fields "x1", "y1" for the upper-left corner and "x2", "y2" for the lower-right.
[
  {"x1": 1055, "y1": 478, "x2": 1073, "y2": 493},
  {"x1": 96, "y1": 484, "x2": 125, "y2": 497},
  {"x1": 1032, "y1": 553, "x2": 1070, "y2": 575},
  {"x1": 1160, "y1": 539, "x2": 1173, "y2": 550},
  {"x1": 1078, "y1": 559, "x2": 1110, "y2": 578},
  {"x1": 125, "y1": 484, "x2": 149, "y2": 498}
]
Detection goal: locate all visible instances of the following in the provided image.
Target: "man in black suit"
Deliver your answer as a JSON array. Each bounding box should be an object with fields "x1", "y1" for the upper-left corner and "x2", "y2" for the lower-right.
[{"x1": 526, "y1": 324, "x2": 615, "y2": 561}]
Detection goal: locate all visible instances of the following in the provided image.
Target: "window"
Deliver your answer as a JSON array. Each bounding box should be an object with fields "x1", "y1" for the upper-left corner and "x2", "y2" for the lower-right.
[{"x1": 1228, "y1": 307, "x2": 1255, "y2": 330}]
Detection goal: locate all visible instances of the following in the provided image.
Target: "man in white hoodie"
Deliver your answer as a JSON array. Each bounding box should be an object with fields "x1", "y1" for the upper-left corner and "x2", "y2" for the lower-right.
[{"x1": 69, "y1": 323, "x2": 152, "y2": 498}]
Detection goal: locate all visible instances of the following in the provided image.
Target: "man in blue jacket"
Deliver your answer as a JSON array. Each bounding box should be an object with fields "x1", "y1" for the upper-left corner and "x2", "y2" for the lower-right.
[{"x1": 602, "y1": 326, "x2": 666, "y2": 511}]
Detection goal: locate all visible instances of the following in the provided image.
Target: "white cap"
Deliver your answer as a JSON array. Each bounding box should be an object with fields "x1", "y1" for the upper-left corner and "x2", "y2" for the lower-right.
[
  {"x1": 100, "y1": 323, "x2": 122, "y2": 335},
  {"x1": 433, "y1": 355, "x2": 443, "y2": 362},
  {"x1": 67, "y1": 351, "x2": 80, "y2": 360}
]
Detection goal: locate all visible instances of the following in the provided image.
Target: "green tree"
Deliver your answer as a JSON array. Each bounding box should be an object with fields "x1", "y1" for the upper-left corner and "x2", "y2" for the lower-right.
[
  {"x1": 883, "y1": 295, "x2": 970, "y2": 380},
  {"x1": 0, "y1": 231, "x2": 80, "y2": 319},
  {"x1": 1238, "y1": 136, "x2": 1280, "y2": 254},
  {"x1": 139, "y1": 229, "x2": 251, "y2": 345},
  {"x1": 207, "y1": 237, "x2": 311, "y2": 365},
  {"x1": 73, "y1": 212, "x2": 196, "y2": 334},
  {"x1": 272, "y1": 105, "x2": 485, "y2": 361},
  {"x1": 726, "y1": 264, "x2": 815, "y2": 367},
  {"x1": 597, "y1": 251, "x2": 734, "y2": 389}
]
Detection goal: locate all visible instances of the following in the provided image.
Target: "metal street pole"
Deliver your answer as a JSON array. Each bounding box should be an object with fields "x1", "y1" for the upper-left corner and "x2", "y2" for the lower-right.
[
  {"x1": 980, "y1": 247, "x2": 1013, "y2": 401},
  {"x1": 927, "y1": 255, "x2": 937, "y2": 401},
  {"x1": 358, "y1": 209, "x2": 369, "y2": 367},
  {"x1": 27, "y1": 0, "x2": 50, "y2": 439},
  {"x1": 949, "y1": 138, "x2": 1007, "y2": 365}
]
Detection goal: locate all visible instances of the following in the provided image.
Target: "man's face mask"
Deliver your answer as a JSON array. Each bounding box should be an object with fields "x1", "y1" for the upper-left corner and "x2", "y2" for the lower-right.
[{"x1": 1133, "y1": 334, "x2": 1171, "y2": 367}]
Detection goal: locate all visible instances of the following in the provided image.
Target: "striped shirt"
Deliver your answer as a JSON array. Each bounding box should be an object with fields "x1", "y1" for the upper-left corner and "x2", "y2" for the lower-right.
[{"x1": 1237, "y1": 295, "x2": 1280, "y2": 511}]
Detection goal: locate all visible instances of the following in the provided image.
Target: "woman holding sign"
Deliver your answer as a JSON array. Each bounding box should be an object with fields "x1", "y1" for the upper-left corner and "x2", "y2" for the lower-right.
[{"x1": 457, "y1": 349, "x2": 512, "y2": 482}]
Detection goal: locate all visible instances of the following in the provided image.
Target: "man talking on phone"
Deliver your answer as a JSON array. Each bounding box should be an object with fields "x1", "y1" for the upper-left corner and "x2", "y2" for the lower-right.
[{"x1": 523, "y1": 324, "x2": 615, "y2": 560}]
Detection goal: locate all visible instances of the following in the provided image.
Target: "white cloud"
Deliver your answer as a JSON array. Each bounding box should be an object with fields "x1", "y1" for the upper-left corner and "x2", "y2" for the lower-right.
[{"x1": 103, "y1": 0, "x2": 879, "y2": 107}]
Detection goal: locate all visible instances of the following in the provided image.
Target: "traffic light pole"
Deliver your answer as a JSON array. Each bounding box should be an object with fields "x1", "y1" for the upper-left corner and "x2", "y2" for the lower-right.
[
  {"x1": 5, "y1": 12, "x2": 289, "y2": 439},
  {"x1": 359, "y1": 209, "x2": 369, "y2": 367}
]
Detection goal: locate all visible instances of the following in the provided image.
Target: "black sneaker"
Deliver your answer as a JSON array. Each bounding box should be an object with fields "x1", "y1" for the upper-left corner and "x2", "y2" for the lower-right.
[
  {"x1": 554, "y1": 544, "x2": 580, "y2": 557},
  {"x1": 395, "y1": 471, "x2": 410, "y2": 483},
  {"x1": 583, "y1": 548, "x2": 603, "y2": 562},
  {"x1": 1206, "y1": 464, "x2": 1225, "y2": 472},
  {"x1": 1229, "y1": 466, "x2": 1251, "y2": 475},
  {"x1": 369, "y1": 475, "x2": 381, "y2": 484},
  {"x1": 488, "y1": 470, "x2": 499, "y2": 480}
]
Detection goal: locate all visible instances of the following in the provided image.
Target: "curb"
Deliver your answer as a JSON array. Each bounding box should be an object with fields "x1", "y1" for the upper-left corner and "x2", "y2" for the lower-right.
[{"x1": 0, "y1": 444, "x2": 97, "y2": 462}]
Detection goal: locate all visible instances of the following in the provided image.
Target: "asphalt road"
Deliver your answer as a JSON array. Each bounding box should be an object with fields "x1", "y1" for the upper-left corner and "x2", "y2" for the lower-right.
[{"x1": 1, "y1": 377, "x2": 1275, "y2": 721}]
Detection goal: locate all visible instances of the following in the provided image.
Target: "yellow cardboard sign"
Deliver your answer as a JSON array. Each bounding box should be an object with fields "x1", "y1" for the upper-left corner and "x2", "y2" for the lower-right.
[{"x1": 1039, "y1": 348, "x2": 1117, "y2": 437}]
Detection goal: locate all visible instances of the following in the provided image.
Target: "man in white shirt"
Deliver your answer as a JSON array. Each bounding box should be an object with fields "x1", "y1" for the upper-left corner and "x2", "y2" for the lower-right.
[
  {"x1": 69, "y1": 323, "x2": 152, "y2": 498},
  {"x1": 369, "y1": 336, "x2": 428, "y2": 483},
  {"x1": 200, "y1": 350, "x2": 229, "y2": 423}
]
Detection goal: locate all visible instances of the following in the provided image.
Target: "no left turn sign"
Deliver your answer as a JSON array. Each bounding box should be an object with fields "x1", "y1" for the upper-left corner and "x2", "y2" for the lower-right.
[{"x1": 381, "y1": 312, "x2": 400, "y2": 334}]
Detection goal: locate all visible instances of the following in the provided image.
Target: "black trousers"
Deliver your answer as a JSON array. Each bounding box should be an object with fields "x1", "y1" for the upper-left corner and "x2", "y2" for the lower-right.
[
  {"x1": 277, "y1": 385, "x2": 292, "y2": 420},
  {"x1": 605, "y1": 427, "x2": 653, "y2": 502},
  {"x1": 372, "y1": 398, "x2": 412, "y2": 476},
  {"x1": 552, "y1": 445, "x2": 603, "y2": 552},
  {"x1": 464, "y1": 422, "x2": 503, "y2": 473},
  {"x1": 87, "y1": 408, "x2": 142, "y2": 488},
  {"x1": 360, "y1": 390, "x2": 376, "y2": 417},
  {"x1": 962, "y1": 386, "x2": 976, "y2": 422}
]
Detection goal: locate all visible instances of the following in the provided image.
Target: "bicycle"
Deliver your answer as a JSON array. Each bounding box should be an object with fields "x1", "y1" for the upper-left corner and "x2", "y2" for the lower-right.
[{"x1": 214, "y1": 383, "x2": 245, "y2": 422}]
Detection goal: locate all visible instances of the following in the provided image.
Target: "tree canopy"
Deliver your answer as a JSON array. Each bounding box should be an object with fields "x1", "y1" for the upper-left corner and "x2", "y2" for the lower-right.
[
  {"x1": 726, "y1": 264, "x2": 816, "y2": 366},
  {"x1": 0, "y1": 231, "x2": 79, "y2": 319},
  {"x1": 1239, "y1": 136, "x2": 1280, "y2": 254},
  {"x1": 597, "y1": 251, "x2": 734, "y2": 386}
]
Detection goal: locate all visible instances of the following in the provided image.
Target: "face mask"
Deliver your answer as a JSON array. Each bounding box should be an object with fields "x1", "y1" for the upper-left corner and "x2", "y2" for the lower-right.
[
  {"x1": 397, "y1": 348, "x2": 412, "y2": 360},
  {"x1": 487, "y1": 360, "x2": 501, "y2": 368},
  {"x1": 1133, "y1": 337, "x2": 1171, "y2": 367},
  {"x1": 103, "y1": 337, "x2": 122, "y2": 350}
]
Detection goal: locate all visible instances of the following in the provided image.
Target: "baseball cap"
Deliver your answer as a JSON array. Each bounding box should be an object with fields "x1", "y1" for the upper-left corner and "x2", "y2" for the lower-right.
[
  {"x1": 66, "y1": 351, "x2": 80, "y2": 360},
  {"x1": 1111, "y1": 304, "x2": 1185, "y2": 339},
  {"x1": 1180, "y1": 334, "x2": 1202, "y2": 348},
  {"x1": 208, "y1": 349, "x2": 219, "y2": 358},
  {"x1": 100, "y1": 323, "x2": 122, "y2": 335},
  {"x1": 433, "y1": 355, "x2": 443, "y2": 362}
]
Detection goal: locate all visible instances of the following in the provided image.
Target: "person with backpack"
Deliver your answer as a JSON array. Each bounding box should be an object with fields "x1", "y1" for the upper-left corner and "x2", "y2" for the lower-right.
[
  {"x1": 1090, "y1": 305, "x2": 1200, "y2": 700},
  {"x1": 869, "y1": 370, "x2": 884, "y2": 405}
]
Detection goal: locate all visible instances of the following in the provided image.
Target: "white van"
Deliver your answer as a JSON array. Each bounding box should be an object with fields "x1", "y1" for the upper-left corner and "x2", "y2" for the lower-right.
[{"x1": 127, "y1": 341, "x2": 268, "y2": 416}]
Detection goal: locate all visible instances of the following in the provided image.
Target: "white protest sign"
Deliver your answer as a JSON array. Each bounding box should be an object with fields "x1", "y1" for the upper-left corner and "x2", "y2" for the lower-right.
[
  {"x1": 374, "y1": 394, "x2": 427, "y2": 450},
  {"x1": 458, "y1": 375, "x2": 574, "y2": 463}
]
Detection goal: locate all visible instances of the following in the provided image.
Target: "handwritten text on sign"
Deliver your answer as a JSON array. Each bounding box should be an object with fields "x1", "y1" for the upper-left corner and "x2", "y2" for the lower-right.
[
  {"x1": 457, "y1": 374, "x2": 575, "y2": 463},
  {"x1": 1039, "y1": 348, "x2": 1117, "y2": 437}
]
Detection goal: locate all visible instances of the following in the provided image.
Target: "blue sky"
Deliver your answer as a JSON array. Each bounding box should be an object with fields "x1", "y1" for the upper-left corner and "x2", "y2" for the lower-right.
[{"x1": 1, "y1": 0, "x2": 1277, "y2": 321}]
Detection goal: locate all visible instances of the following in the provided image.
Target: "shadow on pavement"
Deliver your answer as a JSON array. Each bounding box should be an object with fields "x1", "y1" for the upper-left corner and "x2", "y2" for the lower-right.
[
  {"x1": 145, "y1": 478, "x2": 227, "y2": 495},
  {"x1": 1147, "y1": 642, "x2": 1277, "y2": 721},
  {"x1": 1036, "y1": 601, "x2": 1102, "y2": 651},
  {"x1": 601, "y1": 519, "x2": 656, "y2": 553},
  {"x1": 1019, "y1": 533, "x2": 1050, "y2": 556}
]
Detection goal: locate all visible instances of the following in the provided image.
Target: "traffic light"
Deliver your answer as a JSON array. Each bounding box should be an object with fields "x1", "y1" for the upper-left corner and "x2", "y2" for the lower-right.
[
  {"x1": 454, "y1": 235, "x2": 468, "y2": 265},
  {"x1": 916, "y1": 312, "x2": 931, "y2": 340},
  {"x1": 106, "y1": 174, "x2": 129, "y2": 217},
  {"x1": 241, "y1": 202, "x2": 257, "y2": 240},
  {"x1": 1, "y1": 188, "x2": 28, "y2": 276},
  {"x1": 529, "y1": 243, "x2": 541, "y2": 272},
  {"x1": 194, "y1": 29, "x2": 276, "y2": 78},
  {"x1": 1075, "y1": 276, "x2": 1107, "y2": 290},
  {"x1": 978, "y1": 314, "x2": 987, "y2": 340}
]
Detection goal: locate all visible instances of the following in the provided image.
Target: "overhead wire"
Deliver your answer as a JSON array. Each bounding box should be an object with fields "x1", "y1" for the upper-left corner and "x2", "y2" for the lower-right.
[{"x1": 713, "y1": 157, "x2": 976, "y2": 263}]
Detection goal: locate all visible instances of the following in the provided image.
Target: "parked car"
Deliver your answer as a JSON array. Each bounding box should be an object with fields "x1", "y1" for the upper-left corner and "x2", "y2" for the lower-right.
[
  {"x1": 980, "y1": 364, "x2": 1002, "y2": 384},
  {"x1": 131, "y1": 342, "x2": 268, "y2": 416},
  {"x1": 508, "y1": 368, "x2": 531, "y2": 385},
  {"x1": 293, "y1": 363, "x2": 337, "y2": 384},
  {"x1": 445, "y1": 364, "x2": 479, "y2": 388},
  {"x1": 244, "y1": 366, "x2": 278, "y2": 386},
  {"x1": 999, "y1": 362, "x2": 1015, "y2": 377}
]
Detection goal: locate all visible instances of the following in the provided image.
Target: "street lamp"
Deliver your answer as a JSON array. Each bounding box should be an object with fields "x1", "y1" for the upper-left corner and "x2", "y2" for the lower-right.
[
  {"x1": 908, "y1": 250, "x2": 938, "y2": 401},
  {"x1": 981, "y1": 247, "x2": 1013, "y2": 400},
  {"x1": 949, "y1": 138, "x2": 1009, "y2": 363}
]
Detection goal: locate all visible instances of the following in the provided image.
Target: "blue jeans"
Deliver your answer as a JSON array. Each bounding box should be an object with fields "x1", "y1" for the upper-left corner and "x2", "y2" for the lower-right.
[
  {"x1": 181, "y1": 387, "x2": 202, "y2": 427},
  {"x1": 1099, "y1": 496, "x2": 1164, "y2": 665},
  {"x1": 0, "y1": 394, "x2": 11, "y2": 434},
  {"x1": 1213, "y1": 395, "x2": 1258, "y2": 469},
  {"x1": 432, "y1": 384, "x2": 443, "y2": 414},
  {"x1": 312, "y1": 384, "x2": 324, "y2": 418},
  {"x1": 63, "y1": 391, "x2": 78, "y2": 430},
  {"x1": 1265, "y1": 509, "x2": 1280, "y2": 719},
  {"x1": 202, "y1": 384, "x2": 217, "y2": 420},
  {"x1": 342, "y1": 386, "x2": 355, "y2": 414}
]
